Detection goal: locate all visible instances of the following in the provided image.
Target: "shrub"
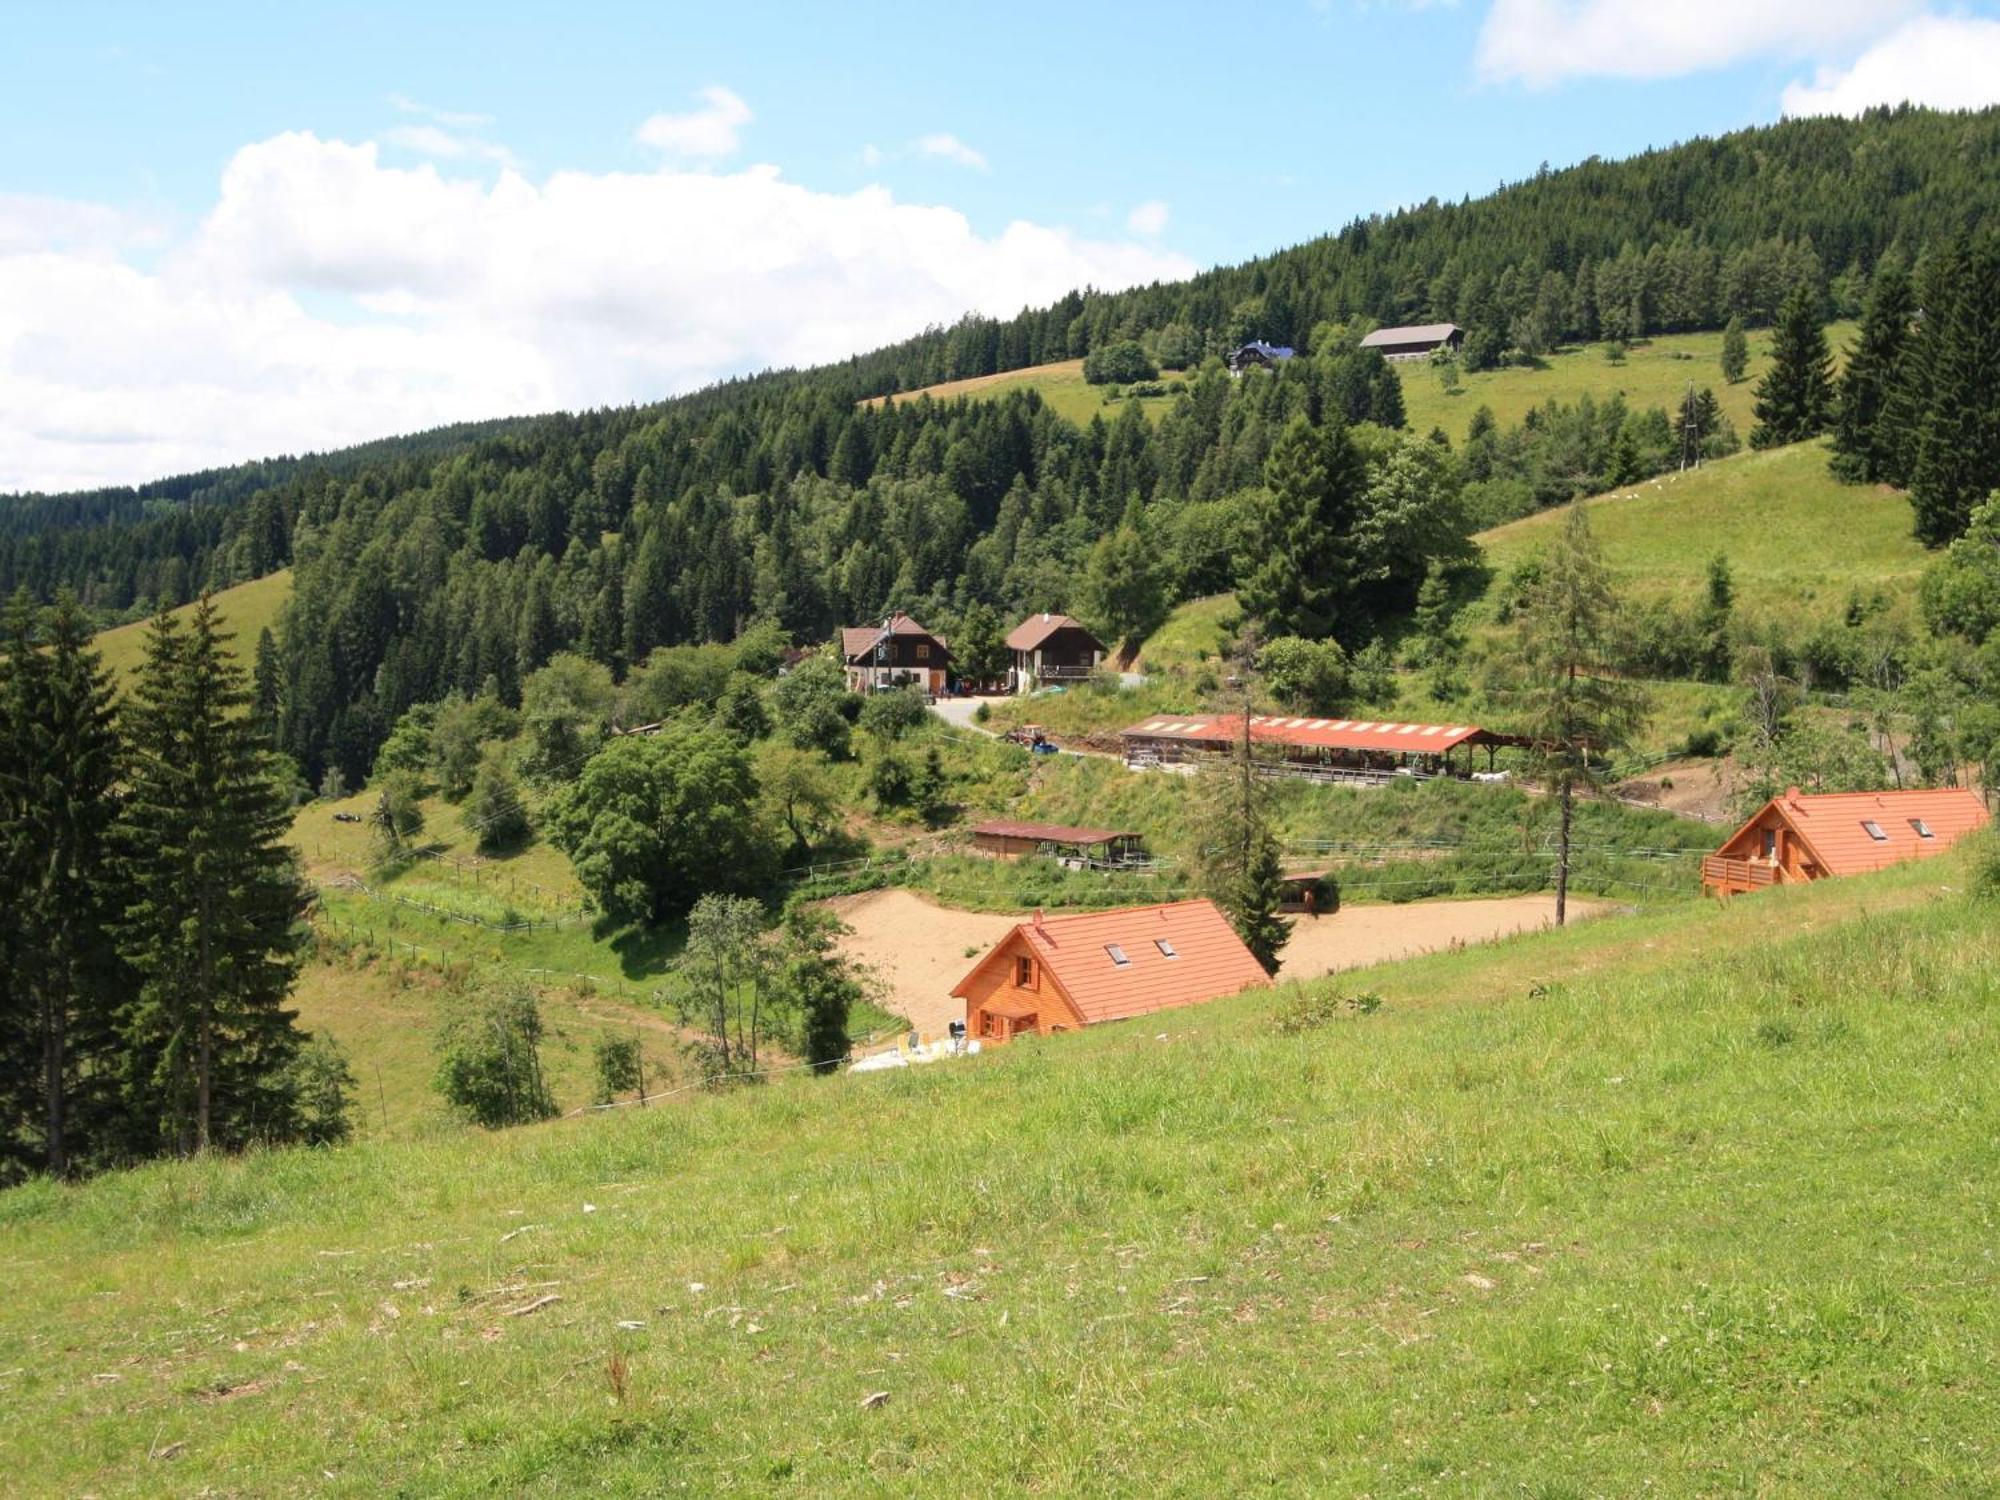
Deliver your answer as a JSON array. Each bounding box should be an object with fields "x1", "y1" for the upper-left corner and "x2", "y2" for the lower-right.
[
  {"x1": 1273, "y1": 989, "x2": 1384, "y2": 1034},
  {"x1": 434, "y1": 993, "x2": 557, "y2": 1127},
  {"x1": 1082, "y1": 340, "x2": 1157, "y2": 386}
]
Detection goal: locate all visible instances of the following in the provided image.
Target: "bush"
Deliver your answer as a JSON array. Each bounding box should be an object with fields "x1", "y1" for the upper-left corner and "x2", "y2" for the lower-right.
[
  {"x1": 1258, "y1": 635, "x2": 1349, "y2": 714},
  {"x1": 469, "y1": 750, "x2": 531, "y2": 854},
  {"x1": 1972, "y1": 831, "x2": 2000, "y2": 899},
  {"x1": 858, "y1": 685, "x2": 929, "y2": 741},
  {"x1": 1273, "y1": 989, "x2": 1383, "y2": 1034},
  {"x1": 1082, "y1": 340, "x2": 1157, "y2": 386},
  {"x1": 434, "y1": 993, "x2": 557, "y2": 1128}
]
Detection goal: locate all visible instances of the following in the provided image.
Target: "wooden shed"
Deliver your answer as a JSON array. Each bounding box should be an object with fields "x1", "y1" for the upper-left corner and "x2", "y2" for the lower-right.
[
  {"x1": 951, "y1": 900, "x2": 1270, "y2": 1044},
  {"x1": 968, "y1": 820, "x2": 1145, "y2": 865},
  {"x1": 1702, "y1": 785, "x2": 1989, "y2": 894}
]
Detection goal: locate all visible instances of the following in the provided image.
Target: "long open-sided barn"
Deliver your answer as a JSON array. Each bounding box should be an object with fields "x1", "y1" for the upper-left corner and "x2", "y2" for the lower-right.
[{"x1": 1120, "y1": 713, "x2": 1523, "y2": 782}]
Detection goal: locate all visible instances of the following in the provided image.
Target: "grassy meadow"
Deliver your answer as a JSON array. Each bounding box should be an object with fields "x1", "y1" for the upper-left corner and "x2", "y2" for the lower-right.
[
  {"x1": 3, "y1": 849, "x2": 1995, "y2": 1494},
  {"x1": 89, "y1": 567, "x2": 295, "y2": 689},
  {"x1": 864, "y1": 357, "x2": 1178, "y2": 427}
]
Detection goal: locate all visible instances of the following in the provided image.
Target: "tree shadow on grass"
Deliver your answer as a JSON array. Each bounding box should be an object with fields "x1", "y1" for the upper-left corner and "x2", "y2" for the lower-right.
[{"x1": 600, "y1": 914, "x2": 688, "y2": 982}]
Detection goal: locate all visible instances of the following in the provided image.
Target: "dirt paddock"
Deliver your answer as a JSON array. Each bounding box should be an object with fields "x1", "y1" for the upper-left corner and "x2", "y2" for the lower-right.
[{"x1": 826, "y1": 887, "x2": 1607, "y2": 1041}]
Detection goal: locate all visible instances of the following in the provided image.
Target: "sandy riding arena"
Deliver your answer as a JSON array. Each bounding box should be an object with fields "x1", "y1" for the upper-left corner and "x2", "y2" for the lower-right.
[{"x1": 826, "y1": 887, "x2": 1605, "y2": 1040}]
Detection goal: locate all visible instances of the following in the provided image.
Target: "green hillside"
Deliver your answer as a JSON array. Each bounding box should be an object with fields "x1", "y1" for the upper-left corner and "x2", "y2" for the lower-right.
[
  {"x1": 89, "y1": 568, "x2": 294, "y2": 689},
  {"x1": 1477, "y1": 439, "x2": 1927, "y2": 620},
  {"x1": 4, "y1": 851, "x2": 1995, "y2": 1494}
]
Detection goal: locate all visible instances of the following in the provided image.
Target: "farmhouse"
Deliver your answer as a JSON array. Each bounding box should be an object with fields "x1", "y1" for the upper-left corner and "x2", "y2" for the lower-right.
[
  {"x1": 1121, "y1": 713, "x2": 1525, "y2": 783},
  {"x1": 1228, "y1": 340, "x2": 1296, "y2": 374},
  {"x1": 969, "y1": 819, "x2": 1145, "y2": 865},
  {"x1": 1359, "y1": 322, "x2": 1464, "y2": 361},
  {"x1": 841, "y1": 613, "x2": 952, "y2": 696},
  {"x1": 952, "y1": 900, "x2": 1270, "y2": 1043},
  {"x1": 1702, "y1": 786, "x2": 1990, "y2": 895},
  {"x1": 1006, "y1": 612, "x2": 1105, "y2": 692}
]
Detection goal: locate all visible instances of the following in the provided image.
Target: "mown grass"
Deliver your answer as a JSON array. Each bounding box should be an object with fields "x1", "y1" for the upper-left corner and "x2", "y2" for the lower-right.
[
  {"x1": 1478, "y1": 439, "x2": 1928, "y2": 624},
  {"x1": 1399, "y1": 323, "x2": 1854, "y2": 445},
  {"x1": 89, "y1": 568, "x2": 294, "y2": 690},
  {"x1": 2, "y1": 854, "x2": 1993, "y2": 1494},
  {"x1": 862, "y1": 357, "x2": 1179, "y2": 427}
]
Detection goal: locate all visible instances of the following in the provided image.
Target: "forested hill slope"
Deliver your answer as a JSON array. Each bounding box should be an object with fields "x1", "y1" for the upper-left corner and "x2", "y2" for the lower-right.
[{"x1": 6, "y1": 106, "x2": 1996, "y2": 779}]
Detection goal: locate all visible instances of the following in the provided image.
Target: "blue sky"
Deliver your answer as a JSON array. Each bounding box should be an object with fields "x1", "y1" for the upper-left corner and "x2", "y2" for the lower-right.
[{"x1": 5, "y1": 1, "x2": 1998, "y2": 490}]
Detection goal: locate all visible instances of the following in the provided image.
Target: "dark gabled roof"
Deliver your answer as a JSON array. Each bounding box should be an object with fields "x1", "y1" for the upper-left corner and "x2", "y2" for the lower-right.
[
  {"x1": 1230, "y1": 340, "x2": 1295, "y2": 362},
  {"x1": 841, "y1": 613, "x2": 951, "y2": 663},
  {"x1": 1005, "y1": 613, "x2": 1102, "y2": 652},
  {"x1": 1360, "y1": 323, "x2": 1461, "y2": 348}
]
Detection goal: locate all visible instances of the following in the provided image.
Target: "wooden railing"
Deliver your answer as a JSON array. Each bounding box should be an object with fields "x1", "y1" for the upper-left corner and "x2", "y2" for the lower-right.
[{"x1": 1702, "y1": 855, "x2": 1779, "y2": 891}]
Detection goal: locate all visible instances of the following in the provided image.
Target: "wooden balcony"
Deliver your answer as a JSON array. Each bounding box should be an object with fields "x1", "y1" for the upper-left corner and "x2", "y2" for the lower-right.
[{"x1": 1702, "y1": 855, "x2": 1779, "y2": 893}]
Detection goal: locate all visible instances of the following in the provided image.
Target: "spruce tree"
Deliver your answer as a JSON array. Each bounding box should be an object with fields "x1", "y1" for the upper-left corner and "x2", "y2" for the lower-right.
[
  {"x1": 1238, "y1": 416, "x2": 1365, "y2": 644},
  {"x1": 13, "y1": 598, "x2": 129, "y2": 1177},
  {"x1": 118, "y1": 596, "x2": 311, "y2": 1155},
  {"x1": 1749, "y1": 285, "x2": 1833, "y2": 449},
  {"x1": 1187, "y1": 657, "x2": 1290, "y2": 975},
  {"x1": 1829, "y1": 262, "x2": 1916, "y2": 484},
  {"x1": 1503, "y1": 507, "x2": 1648, "y2": 925},
  {"x1": 1719, "y1": 316, "x2": 1748, "y2": 383},
  {"x1": 1910, "y1": 235, "x2": 2000, "y2": 546}
]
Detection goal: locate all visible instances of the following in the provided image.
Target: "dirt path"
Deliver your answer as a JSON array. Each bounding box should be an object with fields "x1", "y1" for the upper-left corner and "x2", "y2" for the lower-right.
[{"x1": 825, "y1": 887, "x2": 1608, "y2": 1042}]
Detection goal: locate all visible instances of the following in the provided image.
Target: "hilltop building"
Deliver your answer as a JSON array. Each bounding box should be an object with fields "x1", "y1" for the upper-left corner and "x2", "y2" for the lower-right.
[
  {"x1": 840, "y1": 613, "x2": 951, "y2": 696},
  {"x1": 1702, "y1": 786, "x2": 1990, "y2": 895},
  {"x1": 1360, "y1": 323, "x2": 1464, "y2": 361},
  {"x1": 951, "y1": 900, "x2": 1269, "y2": 1044},
  {"x1": 1006, "y1": 612, "x2": 1105, "y2": 693},
  {"x1": 1228, "y1": 341, "x2": 1296, "y2": 374}
]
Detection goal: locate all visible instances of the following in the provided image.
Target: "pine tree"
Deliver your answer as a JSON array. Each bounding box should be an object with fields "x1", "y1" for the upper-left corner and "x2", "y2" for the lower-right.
[
  {"x1": 118, "y1": 595, "x2": 311, "y2": 1156},
  {"x1": 1749, "y1": 285, "x2": 1832, "y2": 449},
  {"x1": 1238, "y1": 416, "x2": 1365, "y2": 643},
  {"x1": 1719, "y1": 316, "x2": 1748, "y2": 383},
  {"x1": 1829, "y1": 262, "x2": 1916, "y2": 484},
  {"x1": 1187, "y1": 657, "x2": 1290, "y2": 974},
  {"x1": 1502, "y1": 508, "x2": 1648, "y2": 925},
  {"x1": 1910, "y1": 235, "x2": 2000, "y2": 546}
]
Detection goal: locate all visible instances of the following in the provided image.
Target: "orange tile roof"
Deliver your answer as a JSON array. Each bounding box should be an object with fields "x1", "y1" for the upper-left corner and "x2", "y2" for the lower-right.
[
  {"x1": 952, "y1": 899, "x2": 1270, "y2": 1025},
  {"x1": 1725, "y1": 787, "x2": 1990, "y2": 876},
  {"x1": 1123, "y1": 713, "x2": 1510, "y2": 756}
]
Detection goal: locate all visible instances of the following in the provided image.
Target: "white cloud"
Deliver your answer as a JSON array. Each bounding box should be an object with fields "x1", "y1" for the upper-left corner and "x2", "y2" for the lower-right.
[
  {"x1": 382, "y1": 123, "x2": 520, "y2": 170},
  {"x1": 0, "y1": 130, "x2": 1193, "y2": 492},
  {"x1": 1781, "y1": 13, "x2": 2000, "y2": 115},
  {"x1": 387, "y1": 93, "x2": 493, "y2": 129},
  {"x1": 913, "y1": 133, "x2": 989, "y2": 171},
  {"x1": 1127, "y1": 199, "x2": 1170, "y2": 236},
  {"x1": 635, "y1": 86, "x2": 753, "y2": 159},
  {"x1": 1476, "y1": 0, "x2": 1914, "y2": 86},
  {"x1": 858, "y1": 143, "x2": 884, "y2": 168}
]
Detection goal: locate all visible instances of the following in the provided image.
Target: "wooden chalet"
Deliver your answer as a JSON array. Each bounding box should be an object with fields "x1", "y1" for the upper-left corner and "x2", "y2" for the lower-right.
[
  {"x1": 968, "y1": 819, "x2": 1145, "y2": 865},
  {"x1": 951, "y1": 900, "x2": 1270, "y2": 1044},
  {"x1": 1359, "y1": 322, "x2": 1464, "y2": 361},
  {"x1": 1227, "y1": 340, "x2": 1296, "y2": 374},
  {"x1": 840, "y1": 613, "x2": 952, "y2": 696},
  {"x1": 1702, "y1": 786, "x2": 1990, "y2": 895},
  {"x1": 1006, "y1": 612, "x2": 1105, "y2": 693},
  {"x1": 1120, "y1": 713, "x2": 1524, "y2": 783}
]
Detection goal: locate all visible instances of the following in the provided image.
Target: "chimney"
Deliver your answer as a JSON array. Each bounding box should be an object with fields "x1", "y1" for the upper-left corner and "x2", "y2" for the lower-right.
[
  {"x1": 1786, "y1": 786, "x2": 1801, "y2": 806},
  {"x1": 1033, "y1": 908, "x2": 1044, "y2": 928}
]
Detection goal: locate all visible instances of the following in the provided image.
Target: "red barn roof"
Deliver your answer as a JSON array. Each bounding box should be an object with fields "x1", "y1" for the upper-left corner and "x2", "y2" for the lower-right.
[
  {"x1": 1122, "y1": 713, "x2": 1508, "y2": 756},
  {"x1": 951, "y1": 899, "x2": 1270, "y2": 1026},
  {"x1": 1005, "y1": 613, "x2": 1102, "y2": 652},
  {"x1": 1720, "y1": 786, "x2": 1989, "y2": 877}
]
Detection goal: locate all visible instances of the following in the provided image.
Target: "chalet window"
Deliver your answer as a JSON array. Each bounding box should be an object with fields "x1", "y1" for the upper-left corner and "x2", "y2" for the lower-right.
[
  {"x1": 915, "y1": 643, "x2": 929, "y2": 660},
  {"x1": 1154, "y1": 939, "x2": 1179, "y2": 959},
  {"x1": 1105, "y1": 943, "x2": 1131, "y2": 967},
  {"x1": 1014, "y1": 956, "x2": 1034, "y2": 989},
  {"x1": 1861, "y1": 820, "x2": 1888, "y2": 842},
  {"x1": 1761, "y1": 830, "x2": 1776, "y2": 859},
  {"x1": 1909, "y1": 818, "x2": 1934, "y2": 839}
]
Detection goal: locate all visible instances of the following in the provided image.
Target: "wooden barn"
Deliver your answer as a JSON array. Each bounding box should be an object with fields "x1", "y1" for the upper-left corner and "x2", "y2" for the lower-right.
[
  {"x1": 968, "y1": 819, "x2": 1145, "y2": 865},
  {"x1": 1359, "y1": 322, "x2": 1464, "y2": 361},
  {"x1": 1120, "y1": 713, "x2": 1522, "y2": 783},
  {"x1": 1006, "y1": 612, "x2": 1105, "y2": 693},
  {"x1": 951, "y1": 900, "x2": 1270, "y2": 1044},
  {"x1": 1702, "y1": 786, "x2": 1990, "y2": 895},
  {"x1": 841, "y1": 613, "x2": 952, "y2": 696}
]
